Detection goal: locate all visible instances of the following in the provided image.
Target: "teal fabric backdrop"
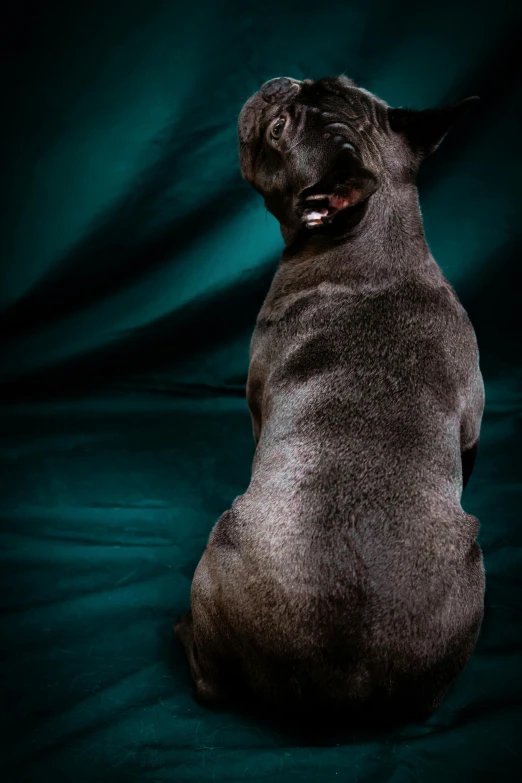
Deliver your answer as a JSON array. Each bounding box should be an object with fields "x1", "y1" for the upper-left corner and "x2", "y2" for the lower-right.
[{"x1": 1, "y1": 1, "x2": 521, "y2": 780}]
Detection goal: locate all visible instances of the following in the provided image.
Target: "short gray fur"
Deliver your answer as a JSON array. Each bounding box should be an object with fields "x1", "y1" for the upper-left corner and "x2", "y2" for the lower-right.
[{"x1": 175, "y1": 76, "x2": 485, "y2": 724}]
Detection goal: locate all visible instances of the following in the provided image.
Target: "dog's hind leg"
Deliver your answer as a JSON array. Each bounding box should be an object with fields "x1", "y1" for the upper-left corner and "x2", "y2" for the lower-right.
[
  {"x1": 174, "y1": 612, "x2": 225, "y2": 706},
  {"x1": 175, "y1": 537, "x2": 240, "y2": 707}
]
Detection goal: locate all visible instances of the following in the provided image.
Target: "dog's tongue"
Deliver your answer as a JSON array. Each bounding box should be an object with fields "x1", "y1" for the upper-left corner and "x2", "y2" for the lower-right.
[
  {"x1": 330, "y1": 195, "x2": 352, "y2": 210},
  {"x1": 302, "y1": 193, "x2": 353, "y2": 228}
]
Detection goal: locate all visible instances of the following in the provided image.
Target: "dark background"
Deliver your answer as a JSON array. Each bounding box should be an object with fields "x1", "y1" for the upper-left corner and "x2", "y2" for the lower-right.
[{"x1": 1, "y1": 1, "x2": 521, "y2": 780}]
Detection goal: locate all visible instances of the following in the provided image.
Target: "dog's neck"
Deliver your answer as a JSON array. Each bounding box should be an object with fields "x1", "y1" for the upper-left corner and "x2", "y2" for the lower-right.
[
  {"x1": 258, "y1": 181, "x2": 444, "y2": 320},
  {"x1": 278, "y1": 182, "x2": 432, "y2": 283}
]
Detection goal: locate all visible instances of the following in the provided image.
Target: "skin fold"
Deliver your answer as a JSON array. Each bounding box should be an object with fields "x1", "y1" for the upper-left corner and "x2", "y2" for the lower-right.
[{"x1": 175, "y1": 76, "x2": 485, "y2": 724}]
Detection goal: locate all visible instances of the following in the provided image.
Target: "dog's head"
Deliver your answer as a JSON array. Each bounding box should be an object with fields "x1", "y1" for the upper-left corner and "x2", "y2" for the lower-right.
[{"x1": 238, "y1": 76, "x2": 477, "y2": 237}]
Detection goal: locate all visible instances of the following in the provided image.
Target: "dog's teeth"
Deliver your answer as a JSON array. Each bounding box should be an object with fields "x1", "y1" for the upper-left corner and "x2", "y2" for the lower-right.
[
  {"x1": 304, "y1": 210, "x2": 327, "y2": 222},
  {"x1": 305, "y1": 193, "x2": 329, "y2": 201}
]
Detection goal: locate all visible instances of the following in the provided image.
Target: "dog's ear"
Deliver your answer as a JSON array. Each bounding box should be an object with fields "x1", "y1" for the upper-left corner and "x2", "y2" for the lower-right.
[{"x1": 388, "y1": 96, "x2": 479, "y2": 157}]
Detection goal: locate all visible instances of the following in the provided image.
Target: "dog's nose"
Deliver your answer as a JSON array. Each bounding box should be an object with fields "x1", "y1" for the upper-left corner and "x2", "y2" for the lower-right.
[{"x1": 260, "y1": 77, "x2": 301, "y2": 104}]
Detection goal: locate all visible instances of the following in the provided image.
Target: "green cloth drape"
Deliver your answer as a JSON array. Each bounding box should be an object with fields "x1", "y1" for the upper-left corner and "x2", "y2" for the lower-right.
[{"x1": 1, "y1": 1, "x2": 521, "y2": 780}]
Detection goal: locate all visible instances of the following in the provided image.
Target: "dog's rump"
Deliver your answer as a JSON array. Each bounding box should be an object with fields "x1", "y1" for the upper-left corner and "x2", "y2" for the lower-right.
[{"x1": 193, "y1": 506, "x2": 483, "y2": 714}]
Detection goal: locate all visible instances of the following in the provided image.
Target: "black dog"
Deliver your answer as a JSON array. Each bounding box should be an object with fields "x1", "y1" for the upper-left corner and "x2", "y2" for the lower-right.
[{"x1": 175, "y1": 76, "x2": 485, "y2": 723}]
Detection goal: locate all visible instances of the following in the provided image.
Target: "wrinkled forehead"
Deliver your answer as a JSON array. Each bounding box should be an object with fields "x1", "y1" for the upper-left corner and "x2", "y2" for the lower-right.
[{"x1": 238, "y1": 76, "x2": 388, "y2": 143}]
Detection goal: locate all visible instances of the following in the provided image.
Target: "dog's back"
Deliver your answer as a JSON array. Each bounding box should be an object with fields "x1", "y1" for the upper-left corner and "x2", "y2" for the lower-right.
[{"x1": 184, "y1": 254, "x2": 484, "y2": 718}]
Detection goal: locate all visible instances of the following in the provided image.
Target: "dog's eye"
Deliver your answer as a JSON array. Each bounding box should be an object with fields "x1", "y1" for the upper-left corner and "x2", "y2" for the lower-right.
[{"x1": 269, "y1": 117, "x2": 286, "y2": 140}]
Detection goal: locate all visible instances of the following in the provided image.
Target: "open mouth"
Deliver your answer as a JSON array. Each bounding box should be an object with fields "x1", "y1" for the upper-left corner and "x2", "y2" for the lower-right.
[{"x1": 301, "y1": 191, "x2": 359, "y2": 228}]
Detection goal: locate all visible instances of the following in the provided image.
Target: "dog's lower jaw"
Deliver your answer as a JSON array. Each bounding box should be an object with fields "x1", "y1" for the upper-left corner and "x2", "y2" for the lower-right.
[
  {"x1": 280, "y1": 198, "x2": 371, "y2": 245},
  {"x1": 302, "y1": 193, "x2": 359, "y2": 228}
]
